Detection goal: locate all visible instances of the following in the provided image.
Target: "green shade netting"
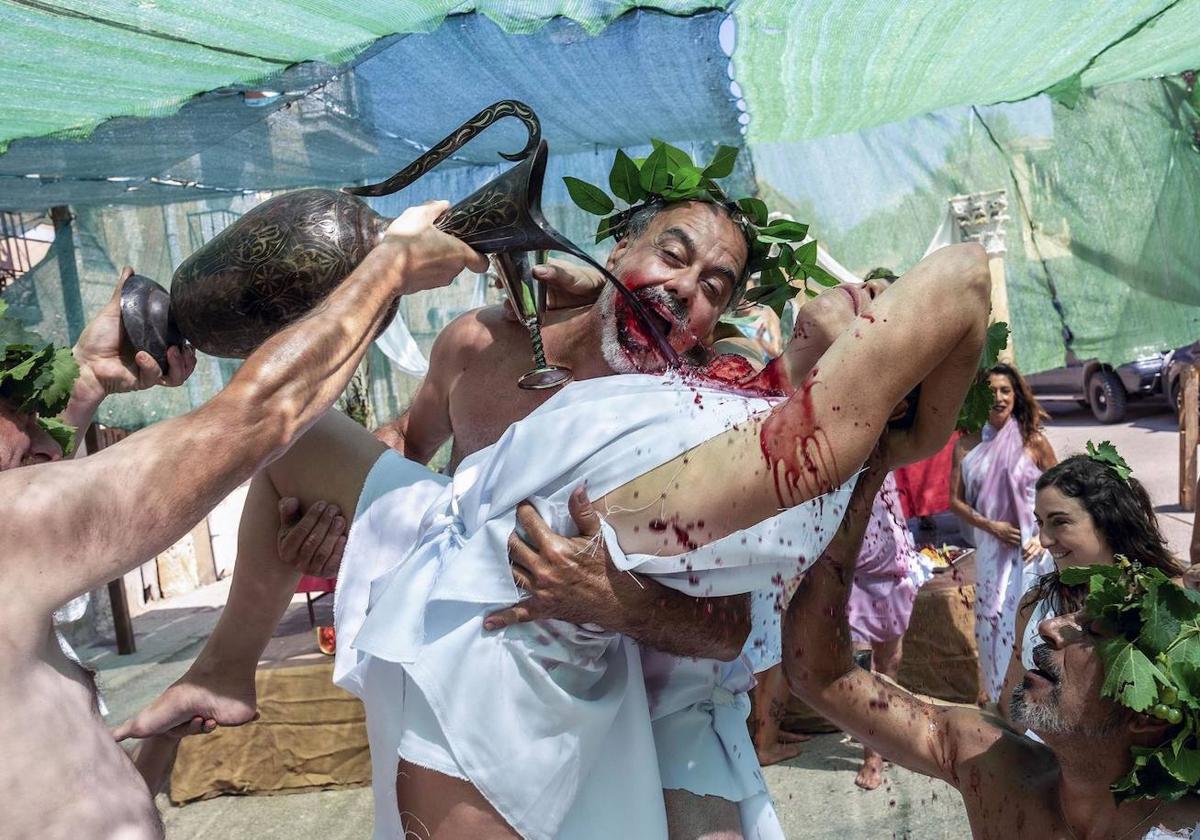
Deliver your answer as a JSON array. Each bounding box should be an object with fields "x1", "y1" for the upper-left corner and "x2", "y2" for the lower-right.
[
  {"x1": 733, "y1": 0, "x2": 1200, "y2": 142},
  {"x1": 0, "y1": 9, "x2": 741, "y2": 208},
  {"x1": 751, "y1": 78, "x2": 1200, "y2": 373},
  {"x1": 0, "y1": 0, "x2": 728, "y2": 152}
]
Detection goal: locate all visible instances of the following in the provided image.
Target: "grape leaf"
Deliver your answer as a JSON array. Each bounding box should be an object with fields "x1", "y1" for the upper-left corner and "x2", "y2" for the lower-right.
[
  {"x1": 1060, "y1": 564, "x2": 1122, "y2": 586},
  {"x1": 983, "y1": 321, "x2": 1009, "y2": 368},
  {"x1": 1164, "y1": 746, "x2": 1200, "y2": 786},
  {"x1": 1086, "y1": 440, "x2": 1132, "y2": 481},
  {"x1": 563, "y1": 177, "x2": 614, "y2": 216},
  {"x1": 955, "y1": 382, "x2": 994, "y2": 433},
  {"x1": 1099, "y1": 638, "x2": 1164, "y2": 712},
  {"x1": 1139, "y1": 580, "x2": 1186, "y2": 654},
  {"x1": 37, "y1": 416, "x2": 76, "y2": 455},
  {"x1": 30, "y1": 346, "x2": 80, "y2": 417}
]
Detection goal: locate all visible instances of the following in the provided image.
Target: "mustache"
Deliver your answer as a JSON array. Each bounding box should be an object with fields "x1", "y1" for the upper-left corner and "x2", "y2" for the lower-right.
[
  {"x1": 635, "y1": 285, "x2": 687, "y2": 325},
  {"x1": 1030, "y1": 644, "x2": 1061, "y2": 682}
]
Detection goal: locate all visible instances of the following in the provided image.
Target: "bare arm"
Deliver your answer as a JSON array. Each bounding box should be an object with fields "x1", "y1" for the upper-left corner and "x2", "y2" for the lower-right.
[
  {"x1": 1, "y1": 203, "x2": 485, "y2": 624},
  {"x1": 783, "y1": 451, "x2": 998, "y2": 786},
  {"x1": 602, "y1": 243, "x2": 992, "y2": 555}
]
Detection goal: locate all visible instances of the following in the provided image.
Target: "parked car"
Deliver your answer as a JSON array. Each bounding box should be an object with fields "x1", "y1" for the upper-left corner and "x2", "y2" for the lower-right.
[
  {"x1": 1166, "y1": 341, "x2": 1200, "y2": 413},
  {"x1": 1027, "y1": 348, "x2": 1177, "y2": 423}
]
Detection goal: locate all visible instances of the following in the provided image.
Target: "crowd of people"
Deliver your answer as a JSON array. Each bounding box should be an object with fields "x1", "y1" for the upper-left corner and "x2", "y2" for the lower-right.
[{"x1": 3, "y1": 143, "x2": 1199, "y2": 840}]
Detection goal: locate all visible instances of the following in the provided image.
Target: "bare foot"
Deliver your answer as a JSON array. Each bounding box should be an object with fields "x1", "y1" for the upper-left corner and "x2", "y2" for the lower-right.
[
  {"x1": 112, "y1": 669, "x2": 257, "y2": 741},
  {"x1": 756, "y1": 732, "x2": 811, "y2": 766},
  {"x1": 854, "y1": 753, "x2": 885, "y2": 790}
]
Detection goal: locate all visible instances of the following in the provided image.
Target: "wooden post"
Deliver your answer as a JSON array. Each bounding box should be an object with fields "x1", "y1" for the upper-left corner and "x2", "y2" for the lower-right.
[
  {"x1": 84, "y1": 424, "x2": 137, "y2": 654},
  {"x1": 1180, "y1": 364, "x2": 1199, "y2": 512}
]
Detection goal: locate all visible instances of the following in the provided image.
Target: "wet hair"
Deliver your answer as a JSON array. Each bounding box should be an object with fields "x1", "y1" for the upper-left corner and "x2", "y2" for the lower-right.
[
  {"x1": 1031, "y1": 454, "x2": 1186, "y2": 613},
  {"x1": 621, "y1": 200, "x2": 751, "y2": 311},
  {"x1": 985, "y1": 362, "x2": 1047, "y2": 445}
]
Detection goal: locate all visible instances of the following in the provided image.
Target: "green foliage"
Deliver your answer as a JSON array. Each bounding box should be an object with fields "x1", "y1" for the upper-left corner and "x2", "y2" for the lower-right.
[
  {"x1": 955, "y1": 321, "x2": 1010, "y2": 432},
  {"x1": 563, "y1": 143, "x2": 823, "y2": 315},
  {"x1": 1061, "y1": 556, "x2": 1200, "y2": 801},
  {"x1": 0, "y1": 299, "x2": 81, "y2": 453},
  {"x1": 563, "y1": 176, "x2": 614, "y2": 216},
  {"x1": 1086, "y1": 439, "x2": 1133, "y2": 481}
]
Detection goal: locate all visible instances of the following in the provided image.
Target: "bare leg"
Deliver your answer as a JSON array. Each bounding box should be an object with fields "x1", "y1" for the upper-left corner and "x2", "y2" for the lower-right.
[
  {"x1": 854, "y1": 637, "x2": 903, "y2": 790},
  {"x1": 395, "y1": 760, "x2": 521, "y2": 840},
  {"x1": 664, "y1": 789, "x2": 743, "y2": 840},
  {"x1": 751, "y1": 664, "x2": 809, "y2": 765},
  {"x1": 118, "y1": 411, "x2": 385, "y2": 735}
]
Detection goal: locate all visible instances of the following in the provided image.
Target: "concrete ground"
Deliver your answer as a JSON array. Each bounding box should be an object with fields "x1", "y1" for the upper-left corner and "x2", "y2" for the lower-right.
[{"x1": 86, "y1": 400, "x2": 1189, "y2": 839}]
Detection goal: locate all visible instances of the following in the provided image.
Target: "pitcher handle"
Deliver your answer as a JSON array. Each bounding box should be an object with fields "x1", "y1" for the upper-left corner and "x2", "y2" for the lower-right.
[{"x1": 344, "y1": 100, "x2": 541, "y2": 197}]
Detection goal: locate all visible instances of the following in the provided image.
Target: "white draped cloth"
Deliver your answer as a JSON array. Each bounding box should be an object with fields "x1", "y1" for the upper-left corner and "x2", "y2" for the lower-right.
[{"x1": 333, "y1": 373, "x2": 857, "y2": 840}]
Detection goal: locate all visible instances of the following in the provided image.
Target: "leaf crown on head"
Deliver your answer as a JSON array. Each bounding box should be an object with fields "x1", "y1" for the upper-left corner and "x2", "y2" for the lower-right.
[
  {"x1": 1058, "y1": 557, "x2": 1200, "y2": 802},
  {"x1": 1086, "y1": 439, "x2": 1133, "y2": 482},
  {"x1": 0, "y1": 299, "x2": 79, "y2": 452},
  {"x1": 562, "y1": 140, "x2": 839, "y2": 314}
]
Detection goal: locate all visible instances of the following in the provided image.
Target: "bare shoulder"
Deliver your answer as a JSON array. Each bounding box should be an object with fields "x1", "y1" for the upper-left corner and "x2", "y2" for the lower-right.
[
  {"x1": 942, "y1": 704, "x2": 1051, "y2": 774},
  {"x1": 954, "y1": 432, "x2": 981, "y2": 459},
  {"x1": 0, "y1": 462, "x2": 62, "y2": 570},
  {"x1": 1027, "y1": 430, "x2": 1057, "y2": 469}
]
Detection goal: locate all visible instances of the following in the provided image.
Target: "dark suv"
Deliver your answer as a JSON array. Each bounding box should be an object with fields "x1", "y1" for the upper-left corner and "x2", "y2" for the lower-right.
[{"x1": 1026, "y1": 349, "x2": 1172, "y2": 423}]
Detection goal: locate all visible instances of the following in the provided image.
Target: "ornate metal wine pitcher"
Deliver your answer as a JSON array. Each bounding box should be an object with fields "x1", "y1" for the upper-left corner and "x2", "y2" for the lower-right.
[{"x1": 121, "y1": 100, "x2": 677, "y2": 390}]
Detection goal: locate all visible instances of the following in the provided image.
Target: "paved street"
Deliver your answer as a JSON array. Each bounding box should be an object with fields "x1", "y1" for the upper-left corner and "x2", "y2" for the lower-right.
[{"x1": 89, "y1": 400, "x2": 1188, "y2": 838}]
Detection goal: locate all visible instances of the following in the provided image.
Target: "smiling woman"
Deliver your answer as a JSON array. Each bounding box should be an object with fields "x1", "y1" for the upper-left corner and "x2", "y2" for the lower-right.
[
  {"x1": 999, "y1": 448, "x2": 1189, "y2": 726},
  {"x1": 950, "y1": 361, "x2": 1058, "y2": 702}
]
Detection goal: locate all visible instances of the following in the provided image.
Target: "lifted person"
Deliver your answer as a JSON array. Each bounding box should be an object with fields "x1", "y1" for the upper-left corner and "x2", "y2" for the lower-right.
[{"x1": 123, "y1": 145, "x2": 990, "y2": 839}]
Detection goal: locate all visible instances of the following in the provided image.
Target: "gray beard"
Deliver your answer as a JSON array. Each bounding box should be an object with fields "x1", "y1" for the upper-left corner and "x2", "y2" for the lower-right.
[
  {"x1": 1010, "y1": 683, "x2": 1122, "y2": 737},
  {"x1": 596, "y1": 283, "x2": 640, "y2": 373}
]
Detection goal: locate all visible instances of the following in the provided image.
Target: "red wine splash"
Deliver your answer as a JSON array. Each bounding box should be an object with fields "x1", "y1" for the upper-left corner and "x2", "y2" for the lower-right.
[{"x1": 558, "y1": 247, "x2": 681, "y2": 369}]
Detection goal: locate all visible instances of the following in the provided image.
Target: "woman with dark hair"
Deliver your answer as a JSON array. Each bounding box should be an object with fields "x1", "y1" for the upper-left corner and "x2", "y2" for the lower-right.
[
  {"x1": 998, "y1": 451, "x2": 1187, "y2": 724},
  {"x1": 949, "y1": 362, "x2": 1057, "y2": 702}
]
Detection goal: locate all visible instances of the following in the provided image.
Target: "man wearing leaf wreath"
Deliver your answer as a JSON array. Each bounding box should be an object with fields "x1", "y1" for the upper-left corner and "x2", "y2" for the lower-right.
[
  {"x1": 122, "y1": 141, "x2": 992, "y2": 839},
  {"x1": 0, "y1": 204, "x2": 489, "y2": 840},
  {"x1": 787, "y1": 439, "x2": 1200, "y2": 839}
]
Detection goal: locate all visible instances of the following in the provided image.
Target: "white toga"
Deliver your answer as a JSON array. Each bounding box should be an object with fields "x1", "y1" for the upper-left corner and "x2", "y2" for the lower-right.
[{"x1": 333, "y1": 373, "x2": 857, "y2": 839}]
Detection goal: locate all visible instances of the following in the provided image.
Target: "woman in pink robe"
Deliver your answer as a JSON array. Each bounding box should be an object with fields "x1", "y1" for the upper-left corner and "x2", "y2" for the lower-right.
[
  {"x1": 846, "y1": 471, "x2": 932, "y2": 789},
  {"x1": 949, "y1": 363, "x2": 1057, "y2": 703}
]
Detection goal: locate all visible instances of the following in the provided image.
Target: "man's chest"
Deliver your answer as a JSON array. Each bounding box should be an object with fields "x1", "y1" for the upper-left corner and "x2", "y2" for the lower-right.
[
  {"x1": 3, "y1": 659, "x2": 160, "y2": 838},
  {"x1": 446, "y1": 336, "x2": 575, "y2": 462}
]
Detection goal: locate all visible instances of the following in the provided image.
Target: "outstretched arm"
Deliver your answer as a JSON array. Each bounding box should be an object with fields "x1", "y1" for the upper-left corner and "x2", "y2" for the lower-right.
[
  {"x1": 783, "y1": 449, "x2": 997, "y2": 787},
  {"x1": 2, "y1": 203, "x2": 486, "y2": 628},
  {"x1": 483, "y1": 486, "x2": 749, "y2": 661},
  {"x1": 601, "y1": 243, "x2": 991, "y2": 555}
]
